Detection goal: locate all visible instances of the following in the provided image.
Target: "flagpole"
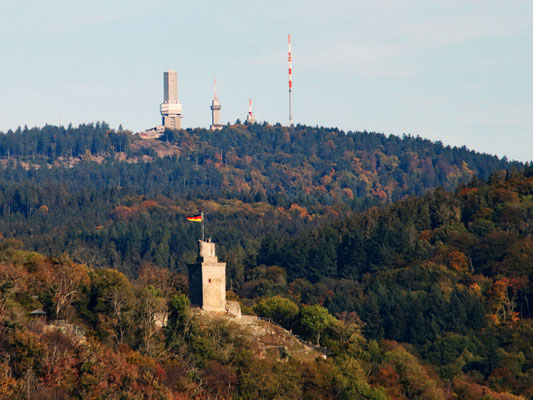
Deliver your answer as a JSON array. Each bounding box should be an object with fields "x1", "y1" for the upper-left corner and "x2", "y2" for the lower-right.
[{"x1": 201, "y1": 211, "x2": 205, "y2": 242}]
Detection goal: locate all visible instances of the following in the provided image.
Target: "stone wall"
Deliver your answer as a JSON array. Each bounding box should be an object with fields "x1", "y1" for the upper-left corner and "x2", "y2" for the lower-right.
[
  {"x1": 201, "y1": 263, "x2": 226, "y2": 312},
  {"x1": 225, "y1": 300, "x2": 241, "y2": 318}
]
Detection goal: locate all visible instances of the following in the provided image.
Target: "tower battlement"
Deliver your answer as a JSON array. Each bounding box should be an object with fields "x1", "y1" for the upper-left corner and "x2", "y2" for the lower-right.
[{"x1": 198, "y1": 240, "x2": 218, "y2": 263}]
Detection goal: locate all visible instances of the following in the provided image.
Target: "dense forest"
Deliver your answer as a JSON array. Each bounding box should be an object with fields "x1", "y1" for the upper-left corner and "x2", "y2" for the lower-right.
[
  {"x1": 252, "y1": 167, "x2": 533, "y2": 397},
  {"x1": 1, "y1": 168, "x2": 533, "y2": 398},
  {"x1": 1, "y1": 124, "x2": 532, "y2": 398},
  {"x1": 0, "y1": 123, "x2": 520, "y2": 277},
  {"x1": 0, "y1": 123, "x2": 519, "y2": 206}
]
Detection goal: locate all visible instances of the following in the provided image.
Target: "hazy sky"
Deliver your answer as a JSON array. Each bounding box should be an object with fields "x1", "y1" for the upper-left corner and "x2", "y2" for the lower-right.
[{"x1": 1, "y1": 0, "x2": 532, "y2": 161}]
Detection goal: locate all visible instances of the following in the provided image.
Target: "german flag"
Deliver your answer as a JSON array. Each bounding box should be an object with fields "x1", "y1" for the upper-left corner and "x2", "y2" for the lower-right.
[{"x1": 186, "y1": 215, "x2": 202, "y2": 222}]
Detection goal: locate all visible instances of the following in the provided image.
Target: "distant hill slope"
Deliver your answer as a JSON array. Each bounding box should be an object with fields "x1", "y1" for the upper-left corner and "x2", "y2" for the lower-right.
[
  {"x1": 0, "y1": 122, "x2": 522, "y2": 277},
  {"x1": 0, "y1": 123, "x2": 521, "y2": 208}
]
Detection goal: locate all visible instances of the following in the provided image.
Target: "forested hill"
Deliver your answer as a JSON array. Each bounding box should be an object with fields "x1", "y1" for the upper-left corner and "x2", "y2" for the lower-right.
[
  {"x1": 247, "y1": 167, "x2": 533, "y2": 399},
  {"x1": 0, "y1": 122, "x2": 520, "y2": 277},
  {"x1": 0, "y1": 123, "x2": 532, "y2": 398},
  {"x1": 0, "y1": 122, "x2": 522, "y2": 277},
  {"x1": 0, "y1": 123, "x2": 520, "y2": 208},
  {"x1": 1, "y1": 153, "x2": 533, "y2": 398}
]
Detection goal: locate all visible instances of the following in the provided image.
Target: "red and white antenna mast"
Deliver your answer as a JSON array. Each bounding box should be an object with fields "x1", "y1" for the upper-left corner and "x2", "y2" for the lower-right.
[
  {"x1": 288, "y1": 34, "x2": 293, "y2": 127},
  {"x1": 246, "y1": 99, "x2": 256, "y2": 124}
]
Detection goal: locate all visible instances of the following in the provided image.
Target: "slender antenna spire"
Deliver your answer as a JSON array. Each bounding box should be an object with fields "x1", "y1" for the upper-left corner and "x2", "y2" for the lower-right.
[
  {"x1": 210, "y1": 78, "x2": 222, "y2": 130},
  {"x1": 288, "y1": 34, "x2": 293, "y2": 127}
]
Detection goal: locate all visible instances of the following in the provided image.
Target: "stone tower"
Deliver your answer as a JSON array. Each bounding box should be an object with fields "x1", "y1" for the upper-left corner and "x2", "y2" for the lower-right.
[
  {"x1": 160, "y1": 70, "x2": 183, "y2": 130},
  {"x1": 188, "y1": 240, "x2": 226, "y2": 312},
  {"x1": 210, "y1": 79, "x2": 223, "y2": 131}
]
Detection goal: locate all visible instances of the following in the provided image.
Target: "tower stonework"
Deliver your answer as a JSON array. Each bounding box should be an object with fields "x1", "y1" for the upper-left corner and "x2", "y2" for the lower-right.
[
  {"x1": 188, "y1": 240, "x2": 226, "y2": 312},
  {"x1": 160, "y1": 70, "x2": 183, "y2": 130}
]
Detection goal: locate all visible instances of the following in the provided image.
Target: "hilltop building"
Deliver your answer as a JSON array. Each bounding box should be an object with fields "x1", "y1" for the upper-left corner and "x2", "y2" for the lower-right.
[
  {"x1": 138, "y1": 70, "x2": 182, "y2": 139},
  {"x1": 188, "y1": 239, "x2": 241, "y2": 317},
  {"x1": 246, "y1": 99, "x2": 256, "y2": 124},
  {"x1": 138, "y1": 125, "x2": 165, "y2": 140},
  {"x1": 210, "y1": 79, "x2": 223, "y2": 131},
  {"x1": 160, "y1": 70, "x2": 182, "y2": 130}
]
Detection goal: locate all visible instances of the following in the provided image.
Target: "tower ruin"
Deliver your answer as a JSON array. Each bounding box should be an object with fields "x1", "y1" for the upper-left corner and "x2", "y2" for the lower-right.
[{"x1": 188, "y1": 240, "x2": 226, "y2": 312}]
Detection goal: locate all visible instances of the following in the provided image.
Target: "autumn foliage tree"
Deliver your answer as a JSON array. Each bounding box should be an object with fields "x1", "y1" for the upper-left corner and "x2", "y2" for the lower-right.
[{"x1": 37, "y1": 255, "x2": 90, "y2": 319}]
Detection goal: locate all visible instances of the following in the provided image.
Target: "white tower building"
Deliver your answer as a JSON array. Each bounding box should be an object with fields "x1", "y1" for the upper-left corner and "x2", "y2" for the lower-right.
[
  {"x1": 210, "y1": 79, "x2": 223, "y2": 131},
  {"x1": 160, "y1": 70, "x2": 182, "y2": 130},
  {"x1": 246, "y1": 99, "x2": 256, "y2": 124}
]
